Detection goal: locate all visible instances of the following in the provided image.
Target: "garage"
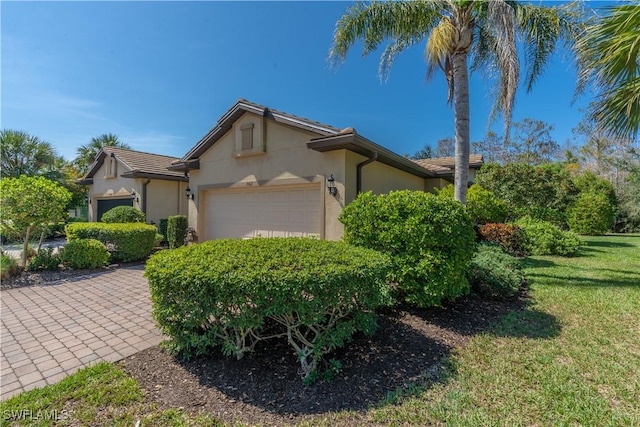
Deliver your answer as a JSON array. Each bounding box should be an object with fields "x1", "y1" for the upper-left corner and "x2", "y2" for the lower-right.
[
  {"x1": 204, "y1": 184, "x2": 322, "y2": 240},
  {"x1": 96, "y1": 198, "x2": 133, "y2": 221}
]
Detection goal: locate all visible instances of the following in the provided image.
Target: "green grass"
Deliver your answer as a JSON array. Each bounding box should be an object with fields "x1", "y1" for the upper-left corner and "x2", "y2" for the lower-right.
[
  {"x1": 2, "y1": 235, "x2": 639, "y2": 426},
  {"x1": 365, "y1": 235, "x2": 640, "y2": 426}
]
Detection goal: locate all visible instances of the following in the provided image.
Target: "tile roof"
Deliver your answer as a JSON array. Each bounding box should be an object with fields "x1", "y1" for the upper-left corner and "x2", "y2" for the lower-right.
[
  {"x1": 414, "y1": 154, "x2": 484, "y2": 169},
  {"x1": 81, "y1": 147, "x2": 186, "y2": 182}
]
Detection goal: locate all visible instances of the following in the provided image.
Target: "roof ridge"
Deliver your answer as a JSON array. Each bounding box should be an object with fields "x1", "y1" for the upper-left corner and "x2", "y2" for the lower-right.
[{"x1": 104, "y1": 146, "x2": 180, "y2": 160}]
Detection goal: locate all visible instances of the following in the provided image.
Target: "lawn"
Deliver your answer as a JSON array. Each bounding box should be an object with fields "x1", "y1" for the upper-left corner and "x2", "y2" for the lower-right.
[{"x1": 1, "y1": 235, "x2": 638, "y2": 426}]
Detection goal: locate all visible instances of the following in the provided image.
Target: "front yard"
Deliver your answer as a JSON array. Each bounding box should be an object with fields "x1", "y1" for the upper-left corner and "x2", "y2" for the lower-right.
[{"x1": 1, "y1": 235, "x2": 638, "y2": 426}]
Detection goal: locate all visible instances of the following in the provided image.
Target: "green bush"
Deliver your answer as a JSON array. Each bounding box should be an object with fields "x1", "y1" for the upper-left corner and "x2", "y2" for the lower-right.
[
  {"x1": 60, "y1": 239, "x2": 110, "y2": 269},
  {"x1": 515, "y1": 216, "x2": 582, "y2": 256},
  {"x1": 568, "y1": 192, "x2": 615, "y2": 235},
  {"x1": 437, "y1": 184, "x2": 509, "y2": 224},
  {"x1": 167, "y1": 215, "x2": 188, "y2": 249},
  {"x1": 469, "y1": 243, "x2": 524, "y2": 299},
  {"x1": 158, "y1": 218, "x2": 168, "y2": 244},
  {"x1": 27, "y1": 247, "x2": 61, "y2": 271},
  {"x1": 0, "y1": 252, "x2": 20, "y2": 280},
  {"x1": 146, "y1": 238, "x2": 391, "y2": 380},
  {"x1": 477, "y1": 223, "x2": 528, "y2": 257},
  {"x1": 66, "y1": 222, "x2": 157, "y2": 262},
  {"x1": 101, "y1": 206, "x2": 145, "y2": 223},
  {"x1": 339, "y1": 190, "x2": 476, "y2": 307}
]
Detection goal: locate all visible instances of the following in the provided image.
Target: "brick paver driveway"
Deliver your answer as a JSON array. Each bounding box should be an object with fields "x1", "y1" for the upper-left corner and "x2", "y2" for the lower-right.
[{"x1": 0, "y1": 265, "x2": 161, "y2": 400}]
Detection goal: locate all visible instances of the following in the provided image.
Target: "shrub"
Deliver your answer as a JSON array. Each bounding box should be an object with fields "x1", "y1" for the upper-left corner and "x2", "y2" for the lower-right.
[
  {"x1": 515, "y1": 216, "x2": 582, "y2": 256},
  {"x1": 158, "y1": 218, "x2": 168, "y2": 244},
  {"x1": 101, "y1": 206, "x2": 145, "y2": 223},
  {"x1": 167, "y1": 215, "x2": 188, "y2": 249},
  {"x1": 66, "y1": 222, "x2": 157, "y2": 262},
  {"x1": 339, "y1": 190, "x2": 476, "y2": 307},
  {"x1": 437, "y1": 184, "x2": 509, "y2": 224},
  {"x1": 60, "y1": 239, "x2": 110, "y2": 269},
  {"x1": 146, "y1": 238, "x2": 391, "y2": 380},
  {"x1": 0, "y1": 252, "x2": 20, "y2": 280},
  {"x1": 478, "y1": 223, "x2": 528, "y2": 257},
  {"x1": 568, "y1": 192, "x2": 615, "y2": 235},
  {"x1": 469, "y1": 243, "x2": 524, "y2": 299},
  {"x1": 476, "y1": 162, "x2": 579, "y2": 227},
  {"x1": 27, "y1": 247, "x2": 62, "y2": 271}
]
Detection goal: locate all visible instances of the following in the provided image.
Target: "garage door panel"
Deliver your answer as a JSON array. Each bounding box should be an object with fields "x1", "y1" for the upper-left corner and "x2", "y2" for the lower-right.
[{"x1": 205, "y1": 185, "x2": 321, "y2": 240}]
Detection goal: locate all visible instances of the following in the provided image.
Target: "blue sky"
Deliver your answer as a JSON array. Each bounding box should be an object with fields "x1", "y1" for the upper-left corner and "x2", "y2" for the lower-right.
[{"x1": 2, "y1": 1, "x2": 597, "y2": 162}]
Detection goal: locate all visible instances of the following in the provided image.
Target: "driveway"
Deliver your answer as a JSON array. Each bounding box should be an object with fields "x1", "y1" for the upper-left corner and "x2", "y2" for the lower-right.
[{"x1": 0, "y1": 265, "x2": 161, "y2": 401}]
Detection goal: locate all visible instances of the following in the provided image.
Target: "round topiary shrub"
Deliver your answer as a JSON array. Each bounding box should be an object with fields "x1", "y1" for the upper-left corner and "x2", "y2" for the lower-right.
[
  {"x1": 568, "y1": 192, "x2": 615, "y2": 235},
  {"x1": 469, "y1": 243, "x2": 525, "y2": 299},
  {"x1": 60, "y1": 238, "x2": 110, "y2": 269},
  {"x1": 101, "y1": 206, "x2": 145, "y2": 223},
  {"x1": 437, "y1": 184, "x2": 509, "y2": 224},
  {"x1": 339, "y1": 190, "x2": 476, "y2": 307},
  {"x1": 146, "y1": 237, "x2": 391, "y2": 380}
]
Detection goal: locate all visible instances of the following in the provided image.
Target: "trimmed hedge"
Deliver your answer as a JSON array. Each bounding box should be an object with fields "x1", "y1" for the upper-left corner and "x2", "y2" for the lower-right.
[
  {"x1": 515, "y1": 216, "x2": 582, "y2": 256},
  {"x1": 469, "y1": 243, "x2": 524, "y2": 299},
  {"x1": 146, "y1": 238, "x2": 391, "y2": 380},
  {"x1": 568, "y1": 192, "x2": 615, "y2": 235},
  {"x1": 167, "y1": 215, "x2": 188, "y2": 249},
  {"x1": 101, "y1": 206, "x2": 146, "y2": 223},
  {"x1": 339, "y1": 190, "x2": 476, "y2": 307},
  {"x1": 60, "y1": 239, "x2": 110, "y2": 269},
  {"x1": 478, "y1": 223, "x2": 528, "y2": 257},
  {"x1": 158, "y1": 218, "x2": 168, "y2": 243},
  {"x1": 66, "y1": 222, "x2": 157, "y2": 262}
]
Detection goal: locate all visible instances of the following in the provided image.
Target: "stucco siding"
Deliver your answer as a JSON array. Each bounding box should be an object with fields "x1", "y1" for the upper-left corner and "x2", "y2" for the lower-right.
[
  {"x1": 189, "y1": 113, "x2": 346, "y2": 240},
  {"x1": 87, "y1": 160, "x2": 140, "y2": 222},
  {"x1": 145, "y1": 180, "x2": 188, "y2": 226}
]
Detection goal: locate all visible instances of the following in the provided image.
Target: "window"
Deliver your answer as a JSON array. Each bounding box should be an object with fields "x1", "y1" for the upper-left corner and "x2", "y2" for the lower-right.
[{"x1": 241, "y1": 123, "x2": 254, "y2": 150}]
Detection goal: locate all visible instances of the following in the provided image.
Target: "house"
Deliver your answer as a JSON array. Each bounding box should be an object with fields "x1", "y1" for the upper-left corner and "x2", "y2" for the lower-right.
[
  {"x1": 168, "y1": 99, "x2": 482, "y2": 241},
  {"x1": 78, "y1": 147, "x2": 188, "y2": 224},
  {"x1": 412, "y1": 154, "x2": 484, "y2": 182}
]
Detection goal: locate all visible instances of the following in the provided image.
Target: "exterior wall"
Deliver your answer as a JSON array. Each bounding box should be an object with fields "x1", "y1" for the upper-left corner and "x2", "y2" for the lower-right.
[
  {"x1": 424, "y1": 178, "x2": 451, "y2": 193},
  {"x1": 189, "y1": 113, "x2": 347, "y2": 241},
  {"x1": 145, "y1": 180, "x2": 188, "y2": 226},
  {"x1": 87, "y1": 160, "x2": 140, "y2": 222}
]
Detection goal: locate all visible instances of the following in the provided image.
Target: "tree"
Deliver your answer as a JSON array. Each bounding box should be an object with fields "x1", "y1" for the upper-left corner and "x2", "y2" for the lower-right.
[
  {"x1": 436, "y1": 137, "x2": 455, "y2": 157},
  {"x1": 74, "y1": 133, "x2": 130, "y2": 174},
  {"x1": 576, "y1": 4, "x2": 640, "y2": 140},
  {"x1": 0, "y1": 130, "x2": 57, "y2": 177},
  {"x1": 0, "y1": 176, "x2": 71, "y2": 266},
  {"x1": 510, "y1": 118, "x2": 559, "y2": 165},
  {"x1": 411, "y1": 143, "x2": 435, "y2": 159},
  {"x1": 473, "y1": 131, "x2": 505, "y2": 164},
  {"x1": 330, "y1": 1, "x2": 578, "y2": 203}
]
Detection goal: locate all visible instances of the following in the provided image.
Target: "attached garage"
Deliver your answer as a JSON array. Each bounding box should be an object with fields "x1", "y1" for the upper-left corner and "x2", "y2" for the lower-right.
[
  {"x1": 204, "y1": 184, "x2": 322, "y2": 240},
  {"x1": 96, "y1": 198, "x2": 133, "y2": 221}
]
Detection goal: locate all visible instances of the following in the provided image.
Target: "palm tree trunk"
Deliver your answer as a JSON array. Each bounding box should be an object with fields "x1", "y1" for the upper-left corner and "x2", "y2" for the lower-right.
[{"x1": 452, "y1": 52, "x2": 470, "y2": 204}]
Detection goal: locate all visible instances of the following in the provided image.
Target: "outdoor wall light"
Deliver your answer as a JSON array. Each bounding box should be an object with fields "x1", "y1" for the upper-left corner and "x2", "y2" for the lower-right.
[
  {"x1": 185, "y1": 187, "x2": 194, "y2": 201},
  {"x1": 130, "y1": 191, "x2": 139, "y2": 203},
  {"x1": 327, "y1": 174, "x2": 337, "y2": 196},
  {"x1": 84, "y1": 196, "x2": 90, "y2": 205}
]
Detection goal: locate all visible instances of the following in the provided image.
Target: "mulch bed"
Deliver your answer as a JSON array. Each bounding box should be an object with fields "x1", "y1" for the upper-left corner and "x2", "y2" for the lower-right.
[
  {"x1": 3, "y1": 259, "x2": 530, "y2": 425},
  {"x1": 120, "y1": 290, "x2": 530, "y2": 426}
]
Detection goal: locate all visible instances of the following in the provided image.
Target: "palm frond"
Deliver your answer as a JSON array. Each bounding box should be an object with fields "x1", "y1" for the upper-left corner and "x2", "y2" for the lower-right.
[{"x1": 577, "y1": 4, "x2": 640, "y2": 139}]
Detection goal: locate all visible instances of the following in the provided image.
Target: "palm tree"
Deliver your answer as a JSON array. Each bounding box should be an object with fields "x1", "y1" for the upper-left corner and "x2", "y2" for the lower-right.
[
  {"x1": 577, "y1": 4, "x2": 640, "y2": 140},
  {"x1": 0, "y1": 129, "x2": 57, "y2": 177},
  {"x1": 330, "y1": 1, "x2": 578, "y2": 203},
  {"x1": 75, "y1": 133, "x2": 130, "y2": 174}
]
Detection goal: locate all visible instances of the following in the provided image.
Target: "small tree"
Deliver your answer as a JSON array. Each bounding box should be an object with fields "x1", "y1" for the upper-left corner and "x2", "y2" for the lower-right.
[{"x1": 0, "y1": 176, "x2": 71, "y2": 266}]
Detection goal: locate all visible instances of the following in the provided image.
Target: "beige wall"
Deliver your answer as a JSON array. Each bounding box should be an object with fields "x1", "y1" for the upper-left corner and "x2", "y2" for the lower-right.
[
  {"x1": 87, "y1": 160, "x2": 140, "y2": 222},
  {"x1": 425, "y1": 178, "x2": 451, "y2": 193},
  {"x1": 145, "y1": 180, "x2": 188, "y2": 226},
  {"x1": 189, "y1": 112, "x2": 347, "y2": 240}
]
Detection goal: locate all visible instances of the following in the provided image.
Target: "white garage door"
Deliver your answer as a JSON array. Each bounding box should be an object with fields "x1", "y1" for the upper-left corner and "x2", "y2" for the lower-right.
[{"x1": 204, "y1": 184, "x2": 322, "y2": 240}]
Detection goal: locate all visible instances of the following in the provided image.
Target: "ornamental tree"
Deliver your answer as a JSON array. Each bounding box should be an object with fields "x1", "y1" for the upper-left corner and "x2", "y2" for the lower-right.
[{"x1": 0, "y1": 176, "x2": 71, "y2": 266}]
